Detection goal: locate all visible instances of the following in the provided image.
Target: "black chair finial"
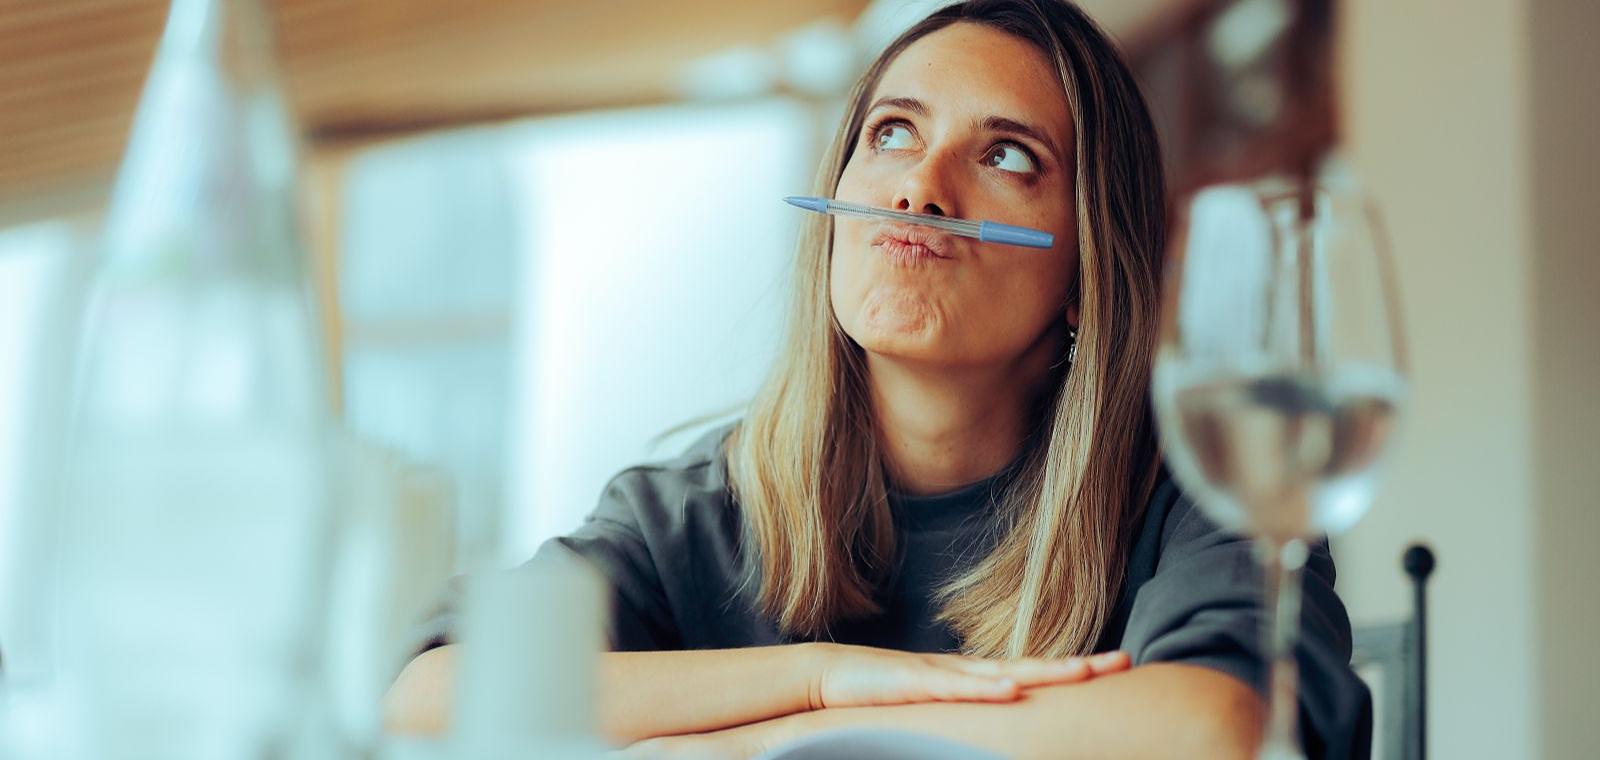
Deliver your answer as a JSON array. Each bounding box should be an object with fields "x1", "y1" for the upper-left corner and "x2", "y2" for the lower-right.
[
  {"x1": 1402, "y1": 542, "x2": 1434, "y2": 760},
  {"x1": 1403, "y1": 544, "x2": 1435, "y2": 582}
]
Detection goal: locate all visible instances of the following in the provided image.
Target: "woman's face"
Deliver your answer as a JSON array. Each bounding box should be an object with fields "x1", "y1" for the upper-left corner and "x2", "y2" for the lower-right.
[{"x1": 831, "y1": 22, "x2": 1079, "y2": 370}]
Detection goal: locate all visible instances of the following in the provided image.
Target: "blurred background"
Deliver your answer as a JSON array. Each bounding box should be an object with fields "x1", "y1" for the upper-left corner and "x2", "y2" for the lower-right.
[{"x1": 0, "y1": 0, "x2": 1594, "y2": 757}]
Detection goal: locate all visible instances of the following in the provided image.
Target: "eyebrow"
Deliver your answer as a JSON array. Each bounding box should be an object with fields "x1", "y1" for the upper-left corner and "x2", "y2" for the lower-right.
[{"x1": 865, "y1": 95, "x2": 1064, "y2": 164}]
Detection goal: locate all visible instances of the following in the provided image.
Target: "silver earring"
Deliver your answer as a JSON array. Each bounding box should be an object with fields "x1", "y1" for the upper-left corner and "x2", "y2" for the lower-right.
[{"x1": 1067, "y1": 326, "x2": 1079, "y2": 365}]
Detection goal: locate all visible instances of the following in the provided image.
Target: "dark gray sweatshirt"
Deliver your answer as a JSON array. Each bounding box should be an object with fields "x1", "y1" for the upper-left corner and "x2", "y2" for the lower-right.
[{"x1": 421, "y1": 424, "x2": 1372, "y2": 758}]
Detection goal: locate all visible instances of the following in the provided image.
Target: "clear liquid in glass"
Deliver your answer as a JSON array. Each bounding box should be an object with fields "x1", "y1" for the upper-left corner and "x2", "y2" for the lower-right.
[{"x1": 1154, "y1": 361, "x2": 1405, "y2": 542}]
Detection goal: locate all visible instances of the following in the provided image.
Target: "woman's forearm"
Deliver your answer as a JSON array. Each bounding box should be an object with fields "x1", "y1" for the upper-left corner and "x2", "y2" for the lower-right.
[
  {"x1": 383, "y1": 643, "x2": 824, "y2": 744},
  {"x1": 595, "y1": 643, "x2": 824, "y2": 743},
  {"x1": 712, "y1": 663, "x2": 1265, "y2": 760}
]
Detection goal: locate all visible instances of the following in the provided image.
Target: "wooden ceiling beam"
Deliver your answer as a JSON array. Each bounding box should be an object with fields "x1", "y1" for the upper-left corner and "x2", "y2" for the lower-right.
[{"x1": 0, "y1": 0, "x2": 868, "y2": 213}]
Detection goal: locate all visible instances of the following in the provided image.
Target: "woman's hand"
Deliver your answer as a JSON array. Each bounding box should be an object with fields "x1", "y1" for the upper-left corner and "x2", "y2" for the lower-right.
[{"x1": 809, "y1": 643, "x2": 1131, "y2": 709}]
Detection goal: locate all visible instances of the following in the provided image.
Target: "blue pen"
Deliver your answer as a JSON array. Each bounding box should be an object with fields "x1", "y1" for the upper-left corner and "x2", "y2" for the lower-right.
[{"x1": 784, "y1": 196, "x2": 1054, "y2": 249}]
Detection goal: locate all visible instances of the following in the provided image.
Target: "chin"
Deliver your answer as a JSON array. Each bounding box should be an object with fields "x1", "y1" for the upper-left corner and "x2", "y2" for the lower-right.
[
  {"x1": 848, "y1": 311, "x2": 955, "y2": 366},
  {"x1": 856, "y1": 334, "x2": 946, "y2": 364},
  {"x1": 856, "y1": 289, "x2": 937, "y2": 338}
]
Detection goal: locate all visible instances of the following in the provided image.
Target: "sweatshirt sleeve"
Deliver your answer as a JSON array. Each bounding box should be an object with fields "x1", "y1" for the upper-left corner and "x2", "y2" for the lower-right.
[
  {"x1": 412, "y1": 467, "x2": 684, "y2": 656},
  {"x1": 542, "y1": 467, "x2": 684, "y2": 651},
  {"x1": 1117, "y1": 479, "x2": 1375, "y2": 759}
]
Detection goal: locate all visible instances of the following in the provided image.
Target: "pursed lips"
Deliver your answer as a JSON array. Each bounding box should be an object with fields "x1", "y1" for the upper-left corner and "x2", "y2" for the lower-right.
[{"x1": 871, "y1": 223, "x2": 955, "y2": 262}]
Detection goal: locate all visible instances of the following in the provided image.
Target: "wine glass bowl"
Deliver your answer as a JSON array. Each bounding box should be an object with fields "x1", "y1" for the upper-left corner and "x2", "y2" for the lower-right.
[{"x1": 1158, "y1": 364, "x2": 1403, "y2": 543}]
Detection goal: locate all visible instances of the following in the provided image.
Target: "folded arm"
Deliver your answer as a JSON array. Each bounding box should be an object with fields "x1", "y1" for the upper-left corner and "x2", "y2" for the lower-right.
[
  {"x1": 633, "y1": 663, "x2": 1264, "y2": 760},
  {"x1": 384, "y1": 643, "x2": 817, "y2": 743},
  {"x1": 384, "y1": 642, "x2": 1131, "y2": 746}
]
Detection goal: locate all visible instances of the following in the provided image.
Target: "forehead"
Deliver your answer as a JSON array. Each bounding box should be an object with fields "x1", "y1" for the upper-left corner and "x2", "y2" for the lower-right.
[{"x1": 872, "y1": 22, "x2": 1074, "y2": 146}]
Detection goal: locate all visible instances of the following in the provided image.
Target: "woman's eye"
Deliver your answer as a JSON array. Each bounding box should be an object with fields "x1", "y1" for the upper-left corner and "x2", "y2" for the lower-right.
[
  {"x1": 873, "y1": 123, "x2": 916, "y2": 151},
  {"x1": 984, "y1": 144, "x2": 1037, "y2": 174}
]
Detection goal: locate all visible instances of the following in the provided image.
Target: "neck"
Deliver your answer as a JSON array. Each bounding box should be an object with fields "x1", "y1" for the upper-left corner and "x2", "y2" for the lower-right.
[{"x1": 868, "y1": 326, "x2": 1066, "y2": 497}]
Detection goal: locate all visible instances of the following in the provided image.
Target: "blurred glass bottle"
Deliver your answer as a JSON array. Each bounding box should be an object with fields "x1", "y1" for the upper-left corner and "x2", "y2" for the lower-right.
[{"x1": 43, "y1": 0, "x2": 338, "y2": 757}]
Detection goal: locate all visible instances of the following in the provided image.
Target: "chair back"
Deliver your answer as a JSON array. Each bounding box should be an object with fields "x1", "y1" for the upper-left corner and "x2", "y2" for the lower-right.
[{"x1": 1350, "y1": 543, "x2": 1434, "y2": 760}]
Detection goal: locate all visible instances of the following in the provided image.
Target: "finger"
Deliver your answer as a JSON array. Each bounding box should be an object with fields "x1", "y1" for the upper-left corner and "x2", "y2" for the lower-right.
[
  {"x1": 931, "y1": 655, "x2": 1004, "y2": 676},
  {"x1": 1006, "y1": 652, "x2": 1129, "y2": 682},
  {"x1": 939, "y1": 655, "x2": 1093, "y2": 686},
  {"x1": 1006, "y1": 657, "x2": 1092, "y2": 686},
  {"x1": 908, "y1": 669, "x2": 1024, "y2": 703},
  {"x1": 1087, "y1": 650, "x2": 1132, "y2": 674}
]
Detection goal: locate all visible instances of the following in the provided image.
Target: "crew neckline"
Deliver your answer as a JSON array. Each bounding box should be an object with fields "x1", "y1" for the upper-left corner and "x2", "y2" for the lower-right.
[{"x1": 889, "y1": 462, "x2": 1021, "y2": 533}]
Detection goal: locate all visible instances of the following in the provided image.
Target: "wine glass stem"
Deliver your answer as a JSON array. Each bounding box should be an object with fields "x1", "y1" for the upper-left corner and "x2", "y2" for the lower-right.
[{"x1": 1259, "y1": 538, "x2": 1309, "y2": 760}]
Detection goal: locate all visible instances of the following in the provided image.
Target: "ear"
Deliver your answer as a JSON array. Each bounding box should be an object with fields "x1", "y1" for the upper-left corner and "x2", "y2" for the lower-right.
[{"x1": 1066, "y1": 302, "x2": 1080, "y2": 329}]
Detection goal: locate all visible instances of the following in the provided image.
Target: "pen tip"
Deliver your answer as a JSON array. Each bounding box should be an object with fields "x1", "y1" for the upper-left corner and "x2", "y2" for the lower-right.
[{"x1": 783, "y1": 196, "x2": 828, "y2": 213}]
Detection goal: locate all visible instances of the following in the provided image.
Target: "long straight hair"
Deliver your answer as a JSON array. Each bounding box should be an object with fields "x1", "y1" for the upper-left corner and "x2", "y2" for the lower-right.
[{"x1": 726, "y1": 0, "x2": 1167, "y2": 658}]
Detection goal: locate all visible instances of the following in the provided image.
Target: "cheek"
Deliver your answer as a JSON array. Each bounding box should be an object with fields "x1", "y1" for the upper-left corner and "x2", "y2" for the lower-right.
[
  {"x1": 826, "y1": 234, "x2": 863, "y2": 327},
  {"x1": 827, "y1": 246, "x2": 846, "y2": 315},
  {"x1": 1030, "y1": 248, "x2": 1078, "y2": 316},
  {"x1": 966, "y1": 252, "x2": 1077, "y2": 346},
  {"x1": 827, "y1": 212, "x2": 878, "y2": 285},
  {"x1": 1007, "y1": 193, "x2": 1076, "y2": 252},
  {"x1": 829, "y1": 161, "x2": 875, "y2": 289}
]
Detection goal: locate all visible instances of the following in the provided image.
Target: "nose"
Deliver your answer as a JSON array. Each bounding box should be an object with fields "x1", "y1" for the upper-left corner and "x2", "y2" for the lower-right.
[{"x1": 890, "y1": 152, "x2": 957, "y2": 218}]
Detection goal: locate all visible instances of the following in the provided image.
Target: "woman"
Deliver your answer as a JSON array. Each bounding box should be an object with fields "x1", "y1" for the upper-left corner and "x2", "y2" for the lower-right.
[{"x1": 386, "y1": 1, "x2": 1371, "y2": 757}]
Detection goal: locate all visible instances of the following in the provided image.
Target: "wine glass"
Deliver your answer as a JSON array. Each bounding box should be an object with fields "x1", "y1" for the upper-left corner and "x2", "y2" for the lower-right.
[{"x1": 1151, "y1": 180, "x2": 1407, "y2": 759}]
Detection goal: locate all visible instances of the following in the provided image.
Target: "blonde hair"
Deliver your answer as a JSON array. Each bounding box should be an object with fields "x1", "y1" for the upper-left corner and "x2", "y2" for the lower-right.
[{"x1": 727, "y1": 0, "x2": 1166, "y2": 658}]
